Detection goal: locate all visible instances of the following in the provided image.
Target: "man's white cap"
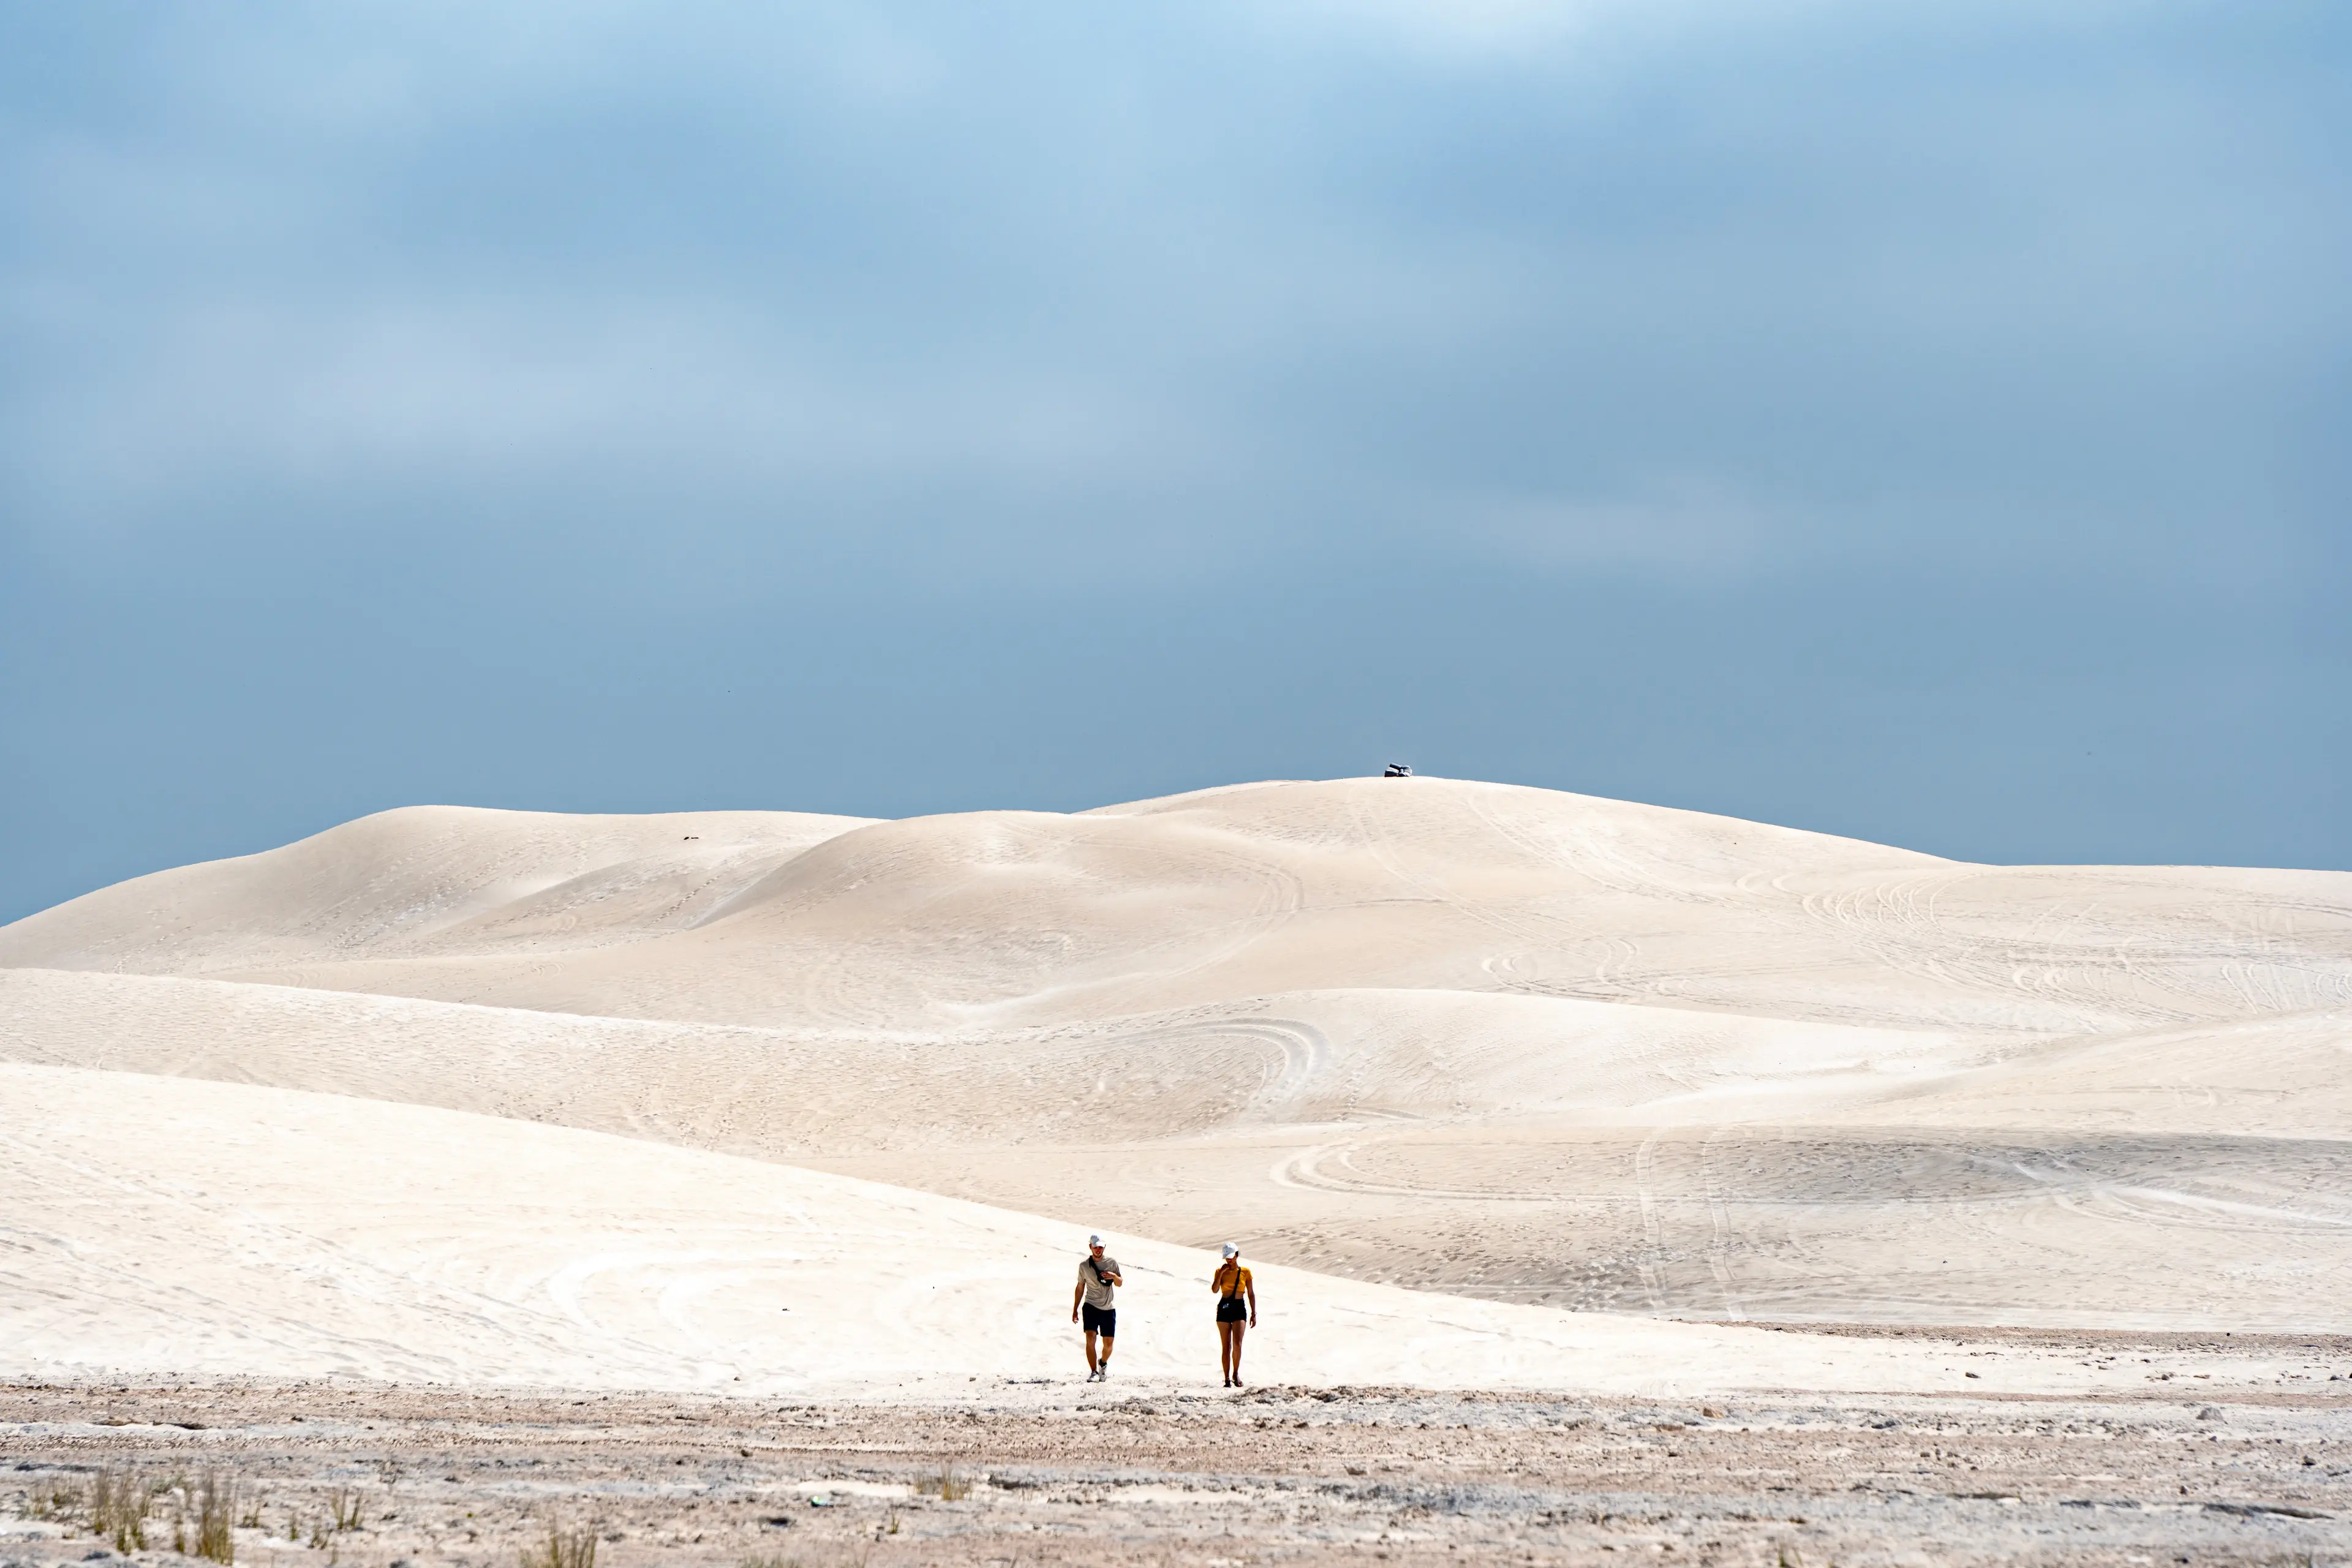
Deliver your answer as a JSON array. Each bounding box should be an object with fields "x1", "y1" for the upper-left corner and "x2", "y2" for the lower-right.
[
  {"x1": 1088, "y1": 1234, "x2": 1103, "y2": 1246},
  {"x1": 1221, "y1": 1243, "x2": 1238, "y2": 1258}
]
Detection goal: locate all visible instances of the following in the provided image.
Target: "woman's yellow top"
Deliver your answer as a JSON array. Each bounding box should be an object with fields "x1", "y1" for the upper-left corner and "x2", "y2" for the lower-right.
[{"x1": 1213, "y1": 1261, "x2": 1253, "y2": 1298}]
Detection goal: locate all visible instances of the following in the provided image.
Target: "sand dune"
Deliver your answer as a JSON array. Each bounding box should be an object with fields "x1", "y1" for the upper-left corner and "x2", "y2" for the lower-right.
[
  {"x1": 9, "y1": 779, "x2": 2342, "y2": 1036},
  {"x1": 0, "y1": 968, "x2": 1982, "y2": 1152},
  {"x1": 0, "y1": 1064, "x2": 2311, "y2": 1399},
  {"x1": 0, "y1": 804, "x2": 872, "y2": 982},
  {"x1": 4, "y1": 777, "x2": 2349, "y2": 1340}
]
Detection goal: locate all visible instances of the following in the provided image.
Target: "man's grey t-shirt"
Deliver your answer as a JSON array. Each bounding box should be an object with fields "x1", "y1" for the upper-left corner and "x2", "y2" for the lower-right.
[{"x1": 1077, "y1": 1254, "x2": 1121, "y2": 1310}]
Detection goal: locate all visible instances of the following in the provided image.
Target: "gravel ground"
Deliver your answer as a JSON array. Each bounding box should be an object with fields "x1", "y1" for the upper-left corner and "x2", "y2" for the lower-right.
[{"x1": 4, "y1": 1351, "x2": 2349, "y2": 1568}]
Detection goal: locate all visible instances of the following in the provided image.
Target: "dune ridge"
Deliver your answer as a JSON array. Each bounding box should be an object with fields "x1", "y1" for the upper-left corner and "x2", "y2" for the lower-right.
[{"x1": 12, "y1": 778, "x2": 2342, "y2": 1036}]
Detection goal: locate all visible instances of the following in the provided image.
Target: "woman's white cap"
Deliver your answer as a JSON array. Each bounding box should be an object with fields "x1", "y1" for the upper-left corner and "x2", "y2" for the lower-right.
[
  {"x1": 1221, "y1": 1243, "x2": 1238, "y2": 1258},
  {"x1": 1089, "y1": 1234, "x2": 1103, "y2": 1246}
]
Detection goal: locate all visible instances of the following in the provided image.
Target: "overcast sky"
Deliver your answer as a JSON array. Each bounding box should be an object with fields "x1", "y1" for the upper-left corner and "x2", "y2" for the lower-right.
[{"x1": 2, "y1": 0, "x2": 2346, "y2": 919}]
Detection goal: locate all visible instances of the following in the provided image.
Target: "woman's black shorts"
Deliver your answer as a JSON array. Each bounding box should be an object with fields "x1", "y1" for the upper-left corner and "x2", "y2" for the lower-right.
[
  {"x1": 1216, "y1": 1296, "x2": 1248, "y2": 1324},
  {"x1": 1082, "y1": 1304, "x2": 1117, "y2": 1335}
]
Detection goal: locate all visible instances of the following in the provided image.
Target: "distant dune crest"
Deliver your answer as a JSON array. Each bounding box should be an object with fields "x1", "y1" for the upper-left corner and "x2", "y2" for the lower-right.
[{"x1": 4, "y1": 777, "x2": 2337, "y2": 1038}]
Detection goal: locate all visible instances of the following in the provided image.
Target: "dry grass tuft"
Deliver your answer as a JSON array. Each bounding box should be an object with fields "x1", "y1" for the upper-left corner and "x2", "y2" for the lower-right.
[
  {"x1": 28, "y1": 1477, "x2": 83, "y2": 1523},
  {"x1": 914, "y1": 1463, "x2": 970, "y2": 1501},
  {"x1": 195, "y1": 1472, "x2": 239, "y2": 1564},
  {"x1": 518, "y1": 1518, "x2": 598, "y2": 1568},
  {"x1": 90, "y1": 1468, "x2": 149, "y2": 1553},
  {"x1": 326, "y1": 1486, "x2": 366, "y2": 1532}
]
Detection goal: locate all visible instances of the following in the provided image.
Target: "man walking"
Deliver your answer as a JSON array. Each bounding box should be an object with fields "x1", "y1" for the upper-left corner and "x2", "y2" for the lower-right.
[{"x1": 1071, "y1": 1233, "x2": 1123, "y2": 1381}]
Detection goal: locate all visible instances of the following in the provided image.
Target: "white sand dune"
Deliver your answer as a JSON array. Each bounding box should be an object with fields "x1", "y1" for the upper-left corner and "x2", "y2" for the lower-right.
[
  {"x1": 0, "y1": 804, "x2": 875, "y2": 987},
  {"x1": 0, "y1": 1065, "x2": 2306, "y2": 1400},
  {"x1": 0, "y1": 968, "x2": 1982, "y2": 1153},
  {"x1": 9, "y1": 778, "x2": 2342, "y2": 1036},
  {"x1": 4, "y1": 777, "x2": 2349, "y2": 1340}
]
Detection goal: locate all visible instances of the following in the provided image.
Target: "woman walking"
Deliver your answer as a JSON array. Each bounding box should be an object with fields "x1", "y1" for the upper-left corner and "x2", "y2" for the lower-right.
[{"x1": 1212, "y1": 1242, "x2": 1256, "y2": 1387}]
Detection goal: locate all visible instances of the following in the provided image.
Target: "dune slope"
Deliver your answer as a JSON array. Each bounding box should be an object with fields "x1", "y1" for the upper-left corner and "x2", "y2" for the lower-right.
[
  {"x1": 1, "y1": 1064, "x2": 2312, "y2": 1398},
  {"x1": 5, "y1": 777, "x2": 2350, "y2": 1332}
]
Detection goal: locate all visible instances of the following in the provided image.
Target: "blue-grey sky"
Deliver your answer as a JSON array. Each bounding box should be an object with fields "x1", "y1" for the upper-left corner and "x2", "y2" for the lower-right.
[{"x1": 3, "y1": 1, "x2": 2347, "y2": 920}]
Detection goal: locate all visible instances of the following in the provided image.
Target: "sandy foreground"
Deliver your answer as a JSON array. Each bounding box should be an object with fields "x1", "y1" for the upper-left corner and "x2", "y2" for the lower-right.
[
  {"x1": 4, "y1": 1376, "x2": 2349, "y2": 1567},
  {"x1": 5, "y1": 1060, "x2": 2351, "y2": 1565}
]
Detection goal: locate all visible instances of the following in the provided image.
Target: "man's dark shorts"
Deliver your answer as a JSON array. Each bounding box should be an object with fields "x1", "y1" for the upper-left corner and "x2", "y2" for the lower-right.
[{"x1": 1082, "y1": 1304, "x2": 1117, "y2": 1336}]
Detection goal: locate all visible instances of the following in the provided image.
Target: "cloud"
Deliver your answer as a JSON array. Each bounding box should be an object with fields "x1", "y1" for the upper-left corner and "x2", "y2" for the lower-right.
[
  {"x1": 6, "y1": 1, "x2": 2340, "y2": 576},
  {"x1": 0, "y1": 0, "x2": 2345, "y2": 912}
]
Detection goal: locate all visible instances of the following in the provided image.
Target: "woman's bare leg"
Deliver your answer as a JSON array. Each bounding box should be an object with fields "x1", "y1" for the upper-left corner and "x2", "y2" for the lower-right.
[
  {"x1": 1227, "y1": 1319, "x2": 1246, "y2": 1385},
  {"x1": 1217, "y1": 1321, "x2": 1237, "y2": 1384}
]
